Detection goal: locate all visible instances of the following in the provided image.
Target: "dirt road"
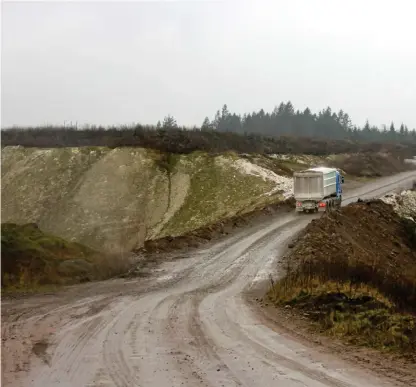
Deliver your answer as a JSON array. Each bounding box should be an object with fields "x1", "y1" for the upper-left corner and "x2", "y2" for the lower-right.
[{"x1": 2, "y1": 170, "x2": 416, "y2": 387}]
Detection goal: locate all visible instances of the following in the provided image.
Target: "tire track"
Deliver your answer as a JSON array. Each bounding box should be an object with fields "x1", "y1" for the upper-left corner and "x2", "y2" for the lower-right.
[
  {"x1": 102, "y1": 301, "x2": 140, "y2": 387},
  {"x1": 192, "y1": 221, "x2": 357, "y2": 387}
]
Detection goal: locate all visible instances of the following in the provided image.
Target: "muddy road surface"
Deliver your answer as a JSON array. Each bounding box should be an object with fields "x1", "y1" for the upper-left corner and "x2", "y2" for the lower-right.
[{"x1": 3, "y1": 170, "x2": 416, "y2": 387}]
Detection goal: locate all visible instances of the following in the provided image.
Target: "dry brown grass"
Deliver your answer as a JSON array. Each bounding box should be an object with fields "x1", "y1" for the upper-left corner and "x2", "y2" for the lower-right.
[{"x1": 268, "y1": 200, "x2": 416, "y2": 358}]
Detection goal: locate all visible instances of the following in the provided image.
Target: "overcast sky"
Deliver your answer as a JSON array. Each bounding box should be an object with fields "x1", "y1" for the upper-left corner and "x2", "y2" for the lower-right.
[{"x1": 2, "y1": 0, "x2": 415, "y2": 129}]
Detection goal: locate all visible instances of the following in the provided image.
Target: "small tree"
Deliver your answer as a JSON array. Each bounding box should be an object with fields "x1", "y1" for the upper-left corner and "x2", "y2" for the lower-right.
[
  {"x1": 363, "y1": 119, "x2": 371, "y2": 132},
  {"x1": 284, "y1": 101, "x2": 295, "y2": 116},
  {"x1": 162, "y1": 115, "x2": 178, "y2": 130},
  {"x1": 389, "y1": 122, "x2": 396, "y2": 141},
  {"x1": 399, "y1": 123, "x2": 405, "y2": 136},
  {"x1": 213, "y1": 110, "x2": 221, "y2": 130},
  {"x1": 201, "y1": 117, "x2": 213, "y2": 131},
  {"x1": 221, "y1": 104, "x2": 230, "y2": 119}
]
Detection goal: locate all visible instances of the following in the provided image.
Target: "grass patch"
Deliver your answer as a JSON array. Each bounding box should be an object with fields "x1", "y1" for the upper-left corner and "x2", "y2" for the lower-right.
[
  {"x1": 154, "y1": 152, "x2": 181, "y2": 175},
  {"x1": 1, "y1": 223, "x2": 132, "y2": 291},
  {"x1": 161, "y1": 153, "x2": 276, "y2": 236}
]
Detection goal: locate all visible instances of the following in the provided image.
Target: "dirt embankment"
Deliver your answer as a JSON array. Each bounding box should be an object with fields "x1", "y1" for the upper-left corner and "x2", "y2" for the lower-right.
[
  {"x1": 268, "y1": 197, "x2": 416, "y2": 361},
  {"x1": 1, "y1": 147, "x2": 295, "y2": 255},
  {"x1": 330, "y1": 152, "x2": 411, "y2": 177},
  {"x1": 2, "y1": 146, "x2": 412, "y2": 255},
  {"x1": 138, "y1": 197, "x2": 295, "y2": 253}
]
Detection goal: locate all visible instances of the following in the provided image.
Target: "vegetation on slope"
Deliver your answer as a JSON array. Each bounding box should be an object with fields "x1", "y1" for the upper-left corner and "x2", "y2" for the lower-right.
[
  {"x1": 1, "y1": 223, "x2": 130, "y2": 290},
  {"x1": 160, "y1": 153, "x2": 280, "y2": 235},
  {"x1": 268, "y1": 200, "x2": 416, "y2": 359}
]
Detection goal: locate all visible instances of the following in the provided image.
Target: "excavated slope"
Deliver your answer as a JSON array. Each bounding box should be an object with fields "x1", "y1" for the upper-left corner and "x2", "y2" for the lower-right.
[{"x1": 1, "y1": 147, "x2": 292, "y2": 253}]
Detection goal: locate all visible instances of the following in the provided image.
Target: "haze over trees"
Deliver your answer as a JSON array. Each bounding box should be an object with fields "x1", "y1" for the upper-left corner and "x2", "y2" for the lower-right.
[
  {"x1": 200, "y1": 102, "x2": 415, "y2": 143},
  {"x1": 2, "y1": 101, "x2": 415, "y2": 156}
]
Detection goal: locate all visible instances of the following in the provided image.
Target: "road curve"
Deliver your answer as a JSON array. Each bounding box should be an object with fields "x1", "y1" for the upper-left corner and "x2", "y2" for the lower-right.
[{"x1": 3, "y1": 170, "x2": 416, "y2": 387}]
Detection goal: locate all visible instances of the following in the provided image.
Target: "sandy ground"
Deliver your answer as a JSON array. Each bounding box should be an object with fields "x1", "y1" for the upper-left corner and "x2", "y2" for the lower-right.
[{"x1": 2, "y1": 170, "x2": 416, "y2": 387}]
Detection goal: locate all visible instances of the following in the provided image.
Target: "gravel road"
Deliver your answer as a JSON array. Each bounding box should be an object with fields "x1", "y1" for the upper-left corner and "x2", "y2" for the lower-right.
[{"x1": 2, "y1": 170, "x2": 416, "y2": 387}]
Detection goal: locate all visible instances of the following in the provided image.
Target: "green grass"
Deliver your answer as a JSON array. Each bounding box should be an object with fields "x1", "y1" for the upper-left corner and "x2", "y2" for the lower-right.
[
  {"x1": 1, "y1": 223, "x2": 131, "y2": 291},
  {"x1": 161, "y1": 153, "x2": 277, "y2": 235},
  {"x1": 1, "y1": 283, "x2": 61, "y2": 296}
]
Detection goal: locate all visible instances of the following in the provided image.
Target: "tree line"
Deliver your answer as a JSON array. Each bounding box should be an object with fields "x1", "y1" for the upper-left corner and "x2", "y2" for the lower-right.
[
  {"x1": 154, "y1": 102, "x2": 414, "y2": 143},
  {"x1": 4, "y1": 101, "x2": 414, "y2": 144},
  {"x1": 196, "y1": 102, "x2": 415, "y2": 143},
  {"x1": 2, "y1": 101, "x2": 415, "y2": 155},
  {"x1": 3, "y1": 125, "x2": 416, "y2": 159}
]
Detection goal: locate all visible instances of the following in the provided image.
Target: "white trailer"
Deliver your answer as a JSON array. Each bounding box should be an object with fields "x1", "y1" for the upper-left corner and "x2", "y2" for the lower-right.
[{"x1": 293, "y1": 167, "x2": 344, "y2": 213}]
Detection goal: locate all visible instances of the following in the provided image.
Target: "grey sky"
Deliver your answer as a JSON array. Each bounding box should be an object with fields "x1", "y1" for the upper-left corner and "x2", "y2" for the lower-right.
[{"x1": 2, "y1": 0, "x2": 415, "y2": 129}]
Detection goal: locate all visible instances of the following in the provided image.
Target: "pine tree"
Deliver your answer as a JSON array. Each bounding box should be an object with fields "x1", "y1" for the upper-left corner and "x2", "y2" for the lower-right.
[
  {"x1": 162, "y1": 115, "x2": 178, "y2": 130},
  {"x1": 213, "y1": 110, "x2": 221, "y2": 129},
  {"x1": 221, "y1": 104, "x2": 230, "y2": 119},
  {"x1": 277, "y1": 102, "x2": 285, "y2": 116},
  {"x1": 341, "y1": 113, "x2": 352, "y2": 132},
  {"x1": 201, "y1": 117, "x2": 212, "y2": 131},
  {"x1": 284, "y1": 101, "x2": 295, "y2": 115}
]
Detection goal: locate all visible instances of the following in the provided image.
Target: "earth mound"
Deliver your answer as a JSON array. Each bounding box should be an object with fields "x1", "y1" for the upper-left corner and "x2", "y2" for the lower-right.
[{"x1": 269, "y1": 199, "x2": 416, "y2": 358}]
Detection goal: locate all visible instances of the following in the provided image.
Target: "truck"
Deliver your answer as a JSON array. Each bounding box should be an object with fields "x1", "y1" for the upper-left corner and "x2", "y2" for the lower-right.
[{"x1": 293, "y1": 167, "x2": 344, "y2": 213}]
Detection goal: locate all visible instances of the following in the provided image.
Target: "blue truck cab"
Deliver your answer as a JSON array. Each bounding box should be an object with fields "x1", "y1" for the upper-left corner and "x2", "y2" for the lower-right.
[{"x1": 335, "y1": 170, "x2": 344, "y2": 198}]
